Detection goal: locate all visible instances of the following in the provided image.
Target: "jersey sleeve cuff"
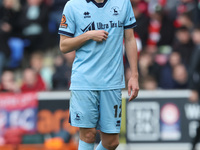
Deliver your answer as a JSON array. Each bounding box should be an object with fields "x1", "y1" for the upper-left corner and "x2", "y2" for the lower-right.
[
  {"x1": 58, "y1": 30, "x2": 74, "y2": 37},
  {"x1": 124, "y1": 22, "x2": 137, "y2": 30}
]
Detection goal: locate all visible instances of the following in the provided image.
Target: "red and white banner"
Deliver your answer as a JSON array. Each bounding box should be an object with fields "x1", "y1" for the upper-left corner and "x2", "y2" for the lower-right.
[{"x1": 0, "y1": 92, "x2": 38, "y2": 145}]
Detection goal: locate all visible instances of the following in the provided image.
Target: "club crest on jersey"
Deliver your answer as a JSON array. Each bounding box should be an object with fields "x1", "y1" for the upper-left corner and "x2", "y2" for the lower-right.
[
  {"x1": 60, "y1": 15, "x2": 68, "y2": 28},
  {"x1": 110, "y1": 6, "x2": 120, "y2": 16}
]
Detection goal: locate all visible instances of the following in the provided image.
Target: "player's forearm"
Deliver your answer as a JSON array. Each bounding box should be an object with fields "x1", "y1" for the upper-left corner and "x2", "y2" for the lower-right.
[
  {"x1": 60, "y1": 30, "x2": 108, "y2": 53},
  {"x1": 60, "y1": 32, "x2": 91, "y2": 53},
  {"x1": 125, "y1": 36, "x2": 139, "y2": 79}
]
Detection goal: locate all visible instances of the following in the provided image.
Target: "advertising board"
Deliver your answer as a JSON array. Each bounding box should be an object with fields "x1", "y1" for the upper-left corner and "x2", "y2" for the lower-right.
[{"x1": 125, "y1": 90, "x2": 199, "y2": 144}]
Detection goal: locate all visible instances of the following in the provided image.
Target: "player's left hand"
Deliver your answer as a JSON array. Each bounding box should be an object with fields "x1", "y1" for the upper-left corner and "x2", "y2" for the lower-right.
[{"x1": 128, "y1": 77, "x2": 139, "y2": 101}]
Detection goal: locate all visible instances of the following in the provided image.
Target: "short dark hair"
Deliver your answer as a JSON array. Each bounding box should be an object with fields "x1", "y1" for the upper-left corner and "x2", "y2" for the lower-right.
[{"x1": 176, "y1": 26, "x2": 189, "y2": 32}]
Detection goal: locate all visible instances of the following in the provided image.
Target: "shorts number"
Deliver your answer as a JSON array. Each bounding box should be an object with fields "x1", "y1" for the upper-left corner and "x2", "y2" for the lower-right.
[{"x1": 114, "y1": 105, "x2": 121, "y2": 118}]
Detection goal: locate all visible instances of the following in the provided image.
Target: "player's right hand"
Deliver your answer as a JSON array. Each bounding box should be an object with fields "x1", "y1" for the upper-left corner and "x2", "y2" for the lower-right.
[{"x1": 87, "y1": 30, "x2": 108, "y2": 42}]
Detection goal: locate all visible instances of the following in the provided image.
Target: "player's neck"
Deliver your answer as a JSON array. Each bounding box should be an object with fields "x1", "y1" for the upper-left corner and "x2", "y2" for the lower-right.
[{"x1": 94, "y1": 0, "x2": 104, "y2": 3}]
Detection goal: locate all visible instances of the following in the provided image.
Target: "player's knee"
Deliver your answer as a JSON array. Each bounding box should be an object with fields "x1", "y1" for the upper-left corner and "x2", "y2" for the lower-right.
[
  {"x1": 81, "y1": 129, "x2": 96, "y2": 143},
  {"x1": 84, "y1": 130, "x2": 96, "y2": 143},
  {"x1": 104, "y1": 140, "x2": 119, "y2": 150}
]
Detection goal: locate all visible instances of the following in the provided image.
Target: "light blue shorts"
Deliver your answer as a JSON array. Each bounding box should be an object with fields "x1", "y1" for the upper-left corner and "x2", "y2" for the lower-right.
[{"x1": 69, "y1": 90, "x2": 122, "y2": 133}]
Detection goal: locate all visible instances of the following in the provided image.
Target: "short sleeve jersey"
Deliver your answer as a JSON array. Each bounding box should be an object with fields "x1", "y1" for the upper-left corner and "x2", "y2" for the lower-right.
[{"x1": 58, "y1": 0, "x2": 136, "y2": 90}]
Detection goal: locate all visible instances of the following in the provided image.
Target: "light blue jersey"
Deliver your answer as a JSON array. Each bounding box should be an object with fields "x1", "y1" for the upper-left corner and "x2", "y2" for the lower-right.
[{"x1": 58, "y1": 0, "x2": 136, "y2": 90}]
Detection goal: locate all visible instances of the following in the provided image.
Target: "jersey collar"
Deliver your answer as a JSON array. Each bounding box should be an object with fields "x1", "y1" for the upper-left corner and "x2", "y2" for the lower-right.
[{"x1": 86, "y1": 0, "x2": 108, "y2": 8}]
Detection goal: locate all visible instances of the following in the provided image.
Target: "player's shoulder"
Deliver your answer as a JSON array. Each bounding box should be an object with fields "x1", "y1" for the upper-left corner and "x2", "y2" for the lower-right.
[
  {"x1": 110, "y1": 0, "x2": 129, "y2": 6},
  {"x1": 122, "y1": 0, "x2": 130, "y2": 3},
  {"x1": 65, "y1": 0, "x2": 84, "y2": 7},
  {"x1": 119, "y1": 0, "x2": 131, "y2": 5}
]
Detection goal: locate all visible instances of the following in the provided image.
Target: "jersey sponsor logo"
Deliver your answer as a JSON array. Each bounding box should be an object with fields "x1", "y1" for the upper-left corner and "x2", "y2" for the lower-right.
[
  {"x1": 84, "y1": 11, "x2": 91, "y2": 18},
  {"x1": 81, "y1": 22, "x2": 95, "y2": 32},
  {"x1": 110, "y1": 6, "x2": 120, "y2": 16},
  {"x1": 116, "y1": 120, "x2": 121, "y2": 127},
  {"x1": 81, "y1": 20, "x2": 124, "y2": 32},
  {"x1": 96, "y1": 21, "x2": 123, "y2": 29},
  {"x1": 60, "y1": 15, "x2": 68, "y2": 28},
  {"x1": 81, "y1": 20, "x2": 123, "y2": 32},
  {"x1": 97, "y1": 22, "x2": 109, "y2": 29}
]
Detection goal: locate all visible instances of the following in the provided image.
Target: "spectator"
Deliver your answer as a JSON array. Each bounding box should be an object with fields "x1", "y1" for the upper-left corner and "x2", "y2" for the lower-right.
[
  {"x1": 164, "y1": 0, "x2": 180, "y2": 20},
  {"x1": 173, "y1": 26, "x2": 194, "y2": 68},
  {"x1": 189, "y1": 26, "x2": 200, "y2": 101},
  {"x1": 158, "y1": 52, "x2": 182, "y2": 89},
  {"x1": 21, "y1": 68, "x2": 46, "y2": 92},
  {"x1": 20, "y1": 0, "x2": 25, "y2": 5},
  {"x1": 137, "y1": 50, "x2": 160, "y2": 87},
  {"x1": 147, "y1": 4, "x2": 175, "y2": 46},
  {"x1": 52, "y1": 55, "x2": 69, "y2": 90},
  {"x1": 18, "y1": 0, "x2": 49, "y2": 54},
  {"x1": 189, "y1": 26, "x2": 200, "y2": 150},
  {"x1": 175, "y1": 13, "x2": 194, "y2": 30},
  {"x1": 166, "y1": 0, "x2": 196, "y2": 22},
  {"x1": 52, "y1": 52, "x2": 75, "y2": 90},
  {"x1": 177, "y1": 0, "x2": 196, "y2": 22},
  {"x1": 0, "y1": 0, "x2": 21, "y2": 76},
  {"x1": 194, "y1": 0, "x2": 200, "y2": 25},
  {"x1": 48, "y1": 0, "x2": 68, "y2": 27},
  {"x1": 0, "y1": 70, "x2": 19, "y2": 92},
  {"x1": 30, "y1": 52, "x2": 53, "y2": 89},
  {"x1": 29, "y1": 52, "x2": 52, "y2": 89},
  {"x1": 144, "y1": 45, "x2": 159, "y2": 55},
  {"x1": 30, "y1": 52, "x2": 44, "y2": 73},
  {"x1": 47, "y1": 0, "x2": 69, "y2": 46},
  {"x1": 172, "y1": 63, "x2": 188, "y2": 89},
  {"x1": 138, "y1": 51, "x2": 159, "y2": 75},
  {"x1": 132, "y1": 2, "x2": 149, "y2": 47},
  {"x1": 138, "y1": 51, "x2": 154, "y2": 78},
  {"x1": 141, "y1": 75, "x2": 158, "y2": 90}
]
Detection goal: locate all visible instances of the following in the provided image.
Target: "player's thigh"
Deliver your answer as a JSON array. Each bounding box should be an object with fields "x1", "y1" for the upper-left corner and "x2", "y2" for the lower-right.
[
  {"x1": 99, "y1": 89, "x2": 122, "y2": 133},
  {"x1": 70, "y1": 90, "x2": 99, "y2": 128},
  {"x1": 100, "y1": 131, "x2": 119, "y2": 149}
]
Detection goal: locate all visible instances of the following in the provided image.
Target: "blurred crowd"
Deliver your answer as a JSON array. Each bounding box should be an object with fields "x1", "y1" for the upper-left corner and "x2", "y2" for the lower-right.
[
  {"x1": 0, "y1": 0, "x2": 73, "y2": 92},
  {"x1": 0, "y1": 0, "x2": 200, "y2": 93},
  {"x1": 127, "y1": 0, "x2": 200, "y2": 91}
]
